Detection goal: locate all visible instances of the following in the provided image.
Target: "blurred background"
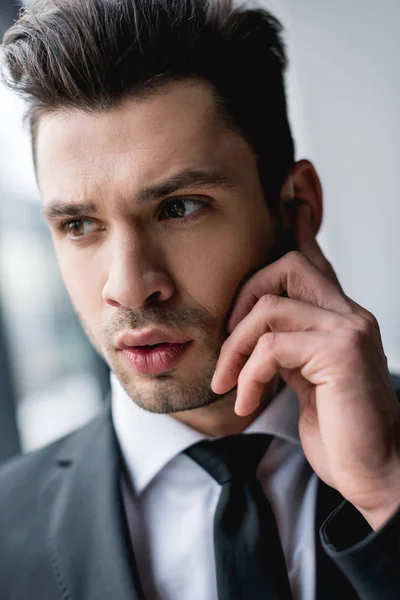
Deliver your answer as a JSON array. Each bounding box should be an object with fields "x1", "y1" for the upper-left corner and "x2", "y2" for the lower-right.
[{"x1": 0, "y1": 0, "x2": 399, "y2": 462}]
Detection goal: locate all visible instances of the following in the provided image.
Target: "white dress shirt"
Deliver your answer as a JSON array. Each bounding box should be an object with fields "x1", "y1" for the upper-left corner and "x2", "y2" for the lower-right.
[{"x1": 110, "y1": 372, "x2": 319, "y2": 600}]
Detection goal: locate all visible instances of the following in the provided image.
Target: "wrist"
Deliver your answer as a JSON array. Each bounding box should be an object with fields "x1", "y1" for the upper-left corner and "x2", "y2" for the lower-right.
[
  {"x1": 349, "y1": 462, "x2": 400, "y2": 530},
  {"x1": 356, "y1": 498, "x2": 400, "y2": 531}
]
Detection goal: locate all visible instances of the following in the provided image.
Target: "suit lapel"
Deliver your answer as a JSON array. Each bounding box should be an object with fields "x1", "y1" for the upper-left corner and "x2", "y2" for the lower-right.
[
  {"x1": 314, "y1": 478, "x2": 359, "y2": 599},
  {"x1": 41, "y1": 405, "x2": 145, "y2": 600}
]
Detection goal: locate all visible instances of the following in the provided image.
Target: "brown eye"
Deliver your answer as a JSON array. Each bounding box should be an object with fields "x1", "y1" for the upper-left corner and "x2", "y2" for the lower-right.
[
  {"x1": 60, "y1": 218, "x2": 98, "y2": 239},
  {"x1": 160, "y1": 198, "x2": 205, "y2": 220},
  {"x1": 68, "y1": 221, "x2": 85, "y2": 236}
]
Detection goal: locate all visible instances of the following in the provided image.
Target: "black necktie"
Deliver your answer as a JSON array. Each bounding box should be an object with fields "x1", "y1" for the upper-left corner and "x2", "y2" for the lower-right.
[{"x1": 183, "y1": 434, "x2": 292, "y2": 600}]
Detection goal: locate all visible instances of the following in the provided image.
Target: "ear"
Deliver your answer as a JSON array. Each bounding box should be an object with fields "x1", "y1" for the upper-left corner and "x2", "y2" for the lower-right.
[{"x1": 280, "y1": 159, "x2": 323, "y2": 237}]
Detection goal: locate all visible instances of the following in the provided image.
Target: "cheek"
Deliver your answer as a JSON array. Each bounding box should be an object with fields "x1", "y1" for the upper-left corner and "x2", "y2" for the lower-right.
[
  {"x1": 170, "y1": 216, "x2": 272, "y2": 318},
  {"x1": 57, "y1": 249, "x2": 105, "y2": 319}
]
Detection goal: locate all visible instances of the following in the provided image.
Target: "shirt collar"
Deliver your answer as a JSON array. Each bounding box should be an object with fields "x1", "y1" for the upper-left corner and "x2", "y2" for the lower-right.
[{"x1": 110, "y1": 372, "x2": 300, "y2": 495}]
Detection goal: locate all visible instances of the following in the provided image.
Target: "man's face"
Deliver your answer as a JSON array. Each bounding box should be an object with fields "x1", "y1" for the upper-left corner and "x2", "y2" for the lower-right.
[{"x1": 37, "y1": 79, "x2": 279, "y2": 414}]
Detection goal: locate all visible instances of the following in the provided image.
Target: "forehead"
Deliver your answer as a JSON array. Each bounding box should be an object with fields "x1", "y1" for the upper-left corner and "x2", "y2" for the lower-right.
[{"x1": 36, "y1": 79, "x2": 254, "y2": 205}]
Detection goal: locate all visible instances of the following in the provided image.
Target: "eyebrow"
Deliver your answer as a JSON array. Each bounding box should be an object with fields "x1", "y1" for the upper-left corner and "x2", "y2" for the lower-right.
[{"x1": 42, "y1": 169, "x2": 235, "y2": 221}]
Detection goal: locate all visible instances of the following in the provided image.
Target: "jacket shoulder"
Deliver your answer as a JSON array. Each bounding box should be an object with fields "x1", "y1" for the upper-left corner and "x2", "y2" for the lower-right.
[
  {"x1": 0, "y1": 407, "x2": 110, "y2": 598},
  {"x1": 0, "y1": 407, "x2": 107, "y2": 498},
  {"x1": 0, "y1": 429, "x2": 72, "y2": 496}
]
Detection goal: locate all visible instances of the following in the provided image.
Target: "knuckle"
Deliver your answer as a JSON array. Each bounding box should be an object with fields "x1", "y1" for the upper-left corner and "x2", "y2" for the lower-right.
[
  {"x1": 260, "y1": 293, "x2": 282, "y2": 310},
  {"x1": 328, "y1": 330, "x2": 356, "y2": 362},
  {"x1": 362, "y1": 310, "x2": 380, "y2": 332},
  {"x1": 339, "y1": 327, "x2": 364, "y2": 350},
  {"x1": 259, "y1": 331, "x2": 276, "y2": 349},
  {"x1": 348, "y1": 313, "x2": 367, "y2": 331},
  {"x1": 349, "y1": 312, "x2": 378, "y2": 337},
  {"x1": 284, "y1": 250, "x2": 306, "y2": 266}
]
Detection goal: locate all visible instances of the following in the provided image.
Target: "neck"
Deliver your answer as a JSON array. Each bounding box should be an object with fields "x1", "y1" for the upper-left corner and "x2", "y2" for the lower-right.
[{"x1": 171, "y1": 374, "x2": 285, "y2": 437}]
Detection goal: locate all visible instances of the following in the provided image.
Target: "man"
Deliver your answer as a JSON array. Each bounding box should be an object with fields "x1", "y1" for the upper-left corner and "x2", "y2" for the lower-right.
[{"x1": 1, "y1": 0, "x2": 400, "y2": 598}]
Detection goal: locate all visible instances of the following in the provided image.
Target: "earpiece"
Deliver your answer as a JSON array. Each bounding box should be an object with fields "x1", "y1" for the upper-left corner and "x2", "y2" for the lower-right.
[{"x1": 286, "y1": 196, "x2": 304, "y2": 211}]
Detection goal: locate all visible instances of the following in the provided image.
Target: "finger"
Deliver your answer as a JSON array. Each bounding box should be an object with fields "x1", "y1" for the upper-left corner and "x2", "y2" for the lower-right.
[
  {"x1": 212, "y1": 293, "x2": 349, "y2": 395},
  {"x1": 234, "y1": 330, "x2": 328, "y2": 416},
  {"x1": 227, "y1": 250, "x2": 352, "y2": 333},
  {"x1": 293, "y1": 208, "x2": 377, "y2": 329},
  {"x1": 296, "y1": 203, "x2": 344, "y2": 292}
]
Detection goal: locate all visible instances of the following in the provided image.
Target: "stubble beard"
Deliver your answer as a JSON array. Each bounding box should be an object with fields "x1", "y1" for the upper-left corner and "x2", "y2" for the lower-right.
[
  {"x1": 78, "y1": 308, "x2": 229, "y2": 414},
  {"x1": 109, "y1": 346, "x2": 225, "y2": 414}
]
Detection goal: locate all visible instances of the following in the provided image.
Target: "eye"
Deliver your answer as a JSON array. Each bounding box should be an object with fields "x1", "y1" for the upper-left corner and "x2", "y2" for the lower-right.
[
  {"x1": 159, "y1": 198, "x2": 206, "y2": 221},
  {"x1": 59, "y1": 218, "x2": 100, "y2": 240}
]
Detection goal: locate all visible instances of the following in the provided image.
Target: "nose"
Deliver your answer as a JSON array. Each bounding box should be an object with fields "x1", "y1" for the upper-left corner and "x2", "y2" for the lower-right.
[{"x1": 102, "y1": 229, "x2": 175, "y2": 310}]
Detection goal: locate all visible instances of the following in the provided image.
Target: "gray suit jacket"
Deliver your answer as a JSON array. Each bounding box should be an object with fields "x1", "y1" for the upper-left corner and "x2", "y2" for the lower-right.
[{"x1": 1, "y1": 376, "x2": 400, "y2": 600}]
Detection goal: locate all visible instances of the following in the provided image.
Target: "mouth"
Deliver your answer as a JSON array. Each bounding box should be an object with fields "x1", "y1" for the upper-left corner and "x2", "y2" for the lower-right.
[
  {"x1": 119, "y1": 340, "x2": 193, "y2": 375},
  {"x1": 116, "y1": 328, "x2": 191, "y2": 350},
  {"x1": 130, "y1": 342, "x2": 185, "y2": 351}
]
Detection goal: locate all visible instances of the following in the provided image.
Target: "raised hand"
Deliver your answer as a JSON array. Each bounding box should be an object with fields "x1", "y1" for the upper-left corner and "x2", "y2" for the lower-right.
[{"x1": 211, "y1": 202, "x2": 400, "y2": 530}]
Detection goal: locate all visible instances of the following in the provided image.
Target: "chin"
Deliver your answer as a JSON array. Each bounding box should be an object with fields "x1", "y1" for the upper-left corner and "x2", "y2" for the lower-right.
[{"x1": 116, "y1": 371, "x2": 222, "y2": 415}]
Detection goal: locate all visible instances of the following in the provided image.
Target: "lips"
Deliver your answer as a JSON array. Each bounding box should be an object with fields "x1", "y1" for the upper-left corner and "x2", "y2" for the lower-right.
[
  {"x1": 116, "y1": 328, "x2": 191, "y2": 350},
  {"x1": 120, "y1": 341, "x2": 193, "y2": 375}
]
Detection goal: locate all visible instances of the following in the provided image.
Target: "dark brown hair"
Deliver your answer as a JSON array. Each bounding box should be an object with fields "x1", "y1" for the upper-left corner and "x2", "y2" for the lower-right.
[{"x1": 1, "y1": 0, "x2": 295, "y2": 214}]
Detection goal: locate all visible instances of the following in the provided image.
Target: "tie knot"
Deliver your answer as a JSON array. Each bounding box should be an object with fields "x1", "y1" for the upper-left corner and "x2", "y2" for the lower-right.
[{"x1": 183, "y1": 433, "x2": 273, "y2": 485}]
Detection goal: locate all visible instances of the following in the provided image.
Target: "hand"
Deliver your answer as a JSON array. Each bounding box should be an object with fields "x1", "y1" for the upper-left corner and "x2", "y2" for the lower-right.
[{"x1": 211, "y1": 202, "x2": 400, "y2": 530}]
